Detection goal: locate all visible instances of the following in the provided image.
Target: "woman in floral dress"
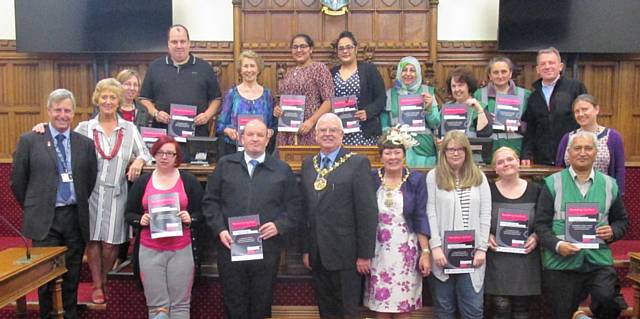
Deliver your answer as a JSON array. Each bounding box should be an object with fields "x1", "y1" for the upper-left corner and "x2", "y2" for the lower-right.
[
  {"x1": 364, "y1": 127, "x2": 432, "y2": 318},
  {"x1": 274, "y1": 33, "x2": 334, "y2": 145}
]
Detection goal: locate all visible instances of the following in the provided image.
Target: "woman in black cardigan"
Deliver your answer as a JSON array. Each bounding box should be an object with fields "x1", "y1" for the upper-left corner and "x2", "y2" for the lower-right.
[
  {"x1": 125, "y1": 136, "x2": 203, "y2": 318},
  {"x1": 330, "y1": 30, "x2": 386, "y2": 145}
]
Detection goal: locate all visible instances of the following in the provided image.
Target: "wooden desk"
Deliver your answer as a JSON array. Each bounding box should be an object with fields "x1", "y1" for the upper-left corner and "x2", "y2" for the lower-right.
[
  {"x1": 629, "y1": 252, "x2": 640, "y2": 319},
  {"x1": 0, "y1": 247, "x2": 67, "y2": 318}
]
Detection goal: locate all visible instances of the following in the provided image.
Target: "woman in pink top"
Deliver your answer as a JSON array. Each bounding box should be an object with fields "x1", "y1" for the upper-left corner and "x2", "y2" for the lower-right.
[{"x1": 125, "y1": 136, "x2": 203, "y2": 319}]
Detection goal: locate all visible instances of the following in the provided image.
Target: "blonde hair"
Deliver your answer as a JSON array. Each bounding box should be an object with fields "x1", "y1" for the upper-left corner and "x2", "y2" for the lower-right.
[
  {"x1": 115, "y1": 69, "x2": 141, "y2": 87},
  {"x1": 236, "y1": 50, "x2": 264, "y2": 78},
  {"x1": 92, "y1": 78, "x2": 124, "y2": 109},
  {"x1": 491, "y1": 146, "x2": 519, "y2": 167},
  {"x1": 435, "y1": 131, "x2": 484, "y2": 191}
]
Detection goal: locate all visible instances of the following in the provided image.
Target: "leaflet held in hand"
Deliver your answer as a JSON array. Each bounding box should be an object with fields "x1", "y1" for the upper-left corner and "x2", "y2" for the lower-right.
[
  {"x1": 278, "y1": 95, "x2": 305, "y2": 132},
  {"x1": 441, "y1": 104, "x2": 468, "y2": 136},
  {"x1": 148, "y1": 192, "x2": 183, "y2": 239},
  {"x1": 331, "y1": 95, "x2": 359, "y2": 134},
  {"x1": 140, "y1": 127, "x2": 167, "y2": 149},
  {"x1": 495, "y1": 208, "x2": 529, "y2": 254},
  {"x1": 493, "y1": 94, "x2": 523, "y2": 131},
  {"x1": 169, "y1": 104, "x2": 197, "y2": 142},
  {"x1": 443, "y1": 230, "x2": 475, "y2": 274},
  {"x1": 565, "y1": 202, "x2": 601, "y2": 249},
  {"x1": 398, "y1": 94, "x2": 427, "y2": 132},
  {"x1": 229, "y1": 214, "x2": 264, "y2": 261}
]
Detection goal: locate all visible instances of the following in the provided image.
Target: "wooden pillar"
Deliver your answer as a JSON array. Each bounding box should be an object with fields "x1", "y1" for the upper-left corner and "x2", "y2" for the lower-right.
[
  {"x1": 429, "y1": 0, "x2": 439, "y2": 64},
  {"x1": 424, "y1": 0, "x2": 439, "y2": 87},
  {"x1": 232, "y1": 0, "x2": 242, "y2": 84}
]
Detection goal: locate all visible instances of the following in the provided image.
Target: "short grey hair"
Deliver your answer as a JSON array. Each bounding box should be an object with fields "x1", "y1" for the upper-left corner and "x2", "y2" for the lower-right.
[
  {"x1": 315, "y1": 112, "x2": 343, "y2": 132},
  {"x1": 536, "y1": 47, "x2": 561, "y2": 64},
  {"x1": 568, "y1": 130, "x2": 598, "y2": 153},
  {"x1": 47, "y1": 89, "x2": 76, "y2": 111}
]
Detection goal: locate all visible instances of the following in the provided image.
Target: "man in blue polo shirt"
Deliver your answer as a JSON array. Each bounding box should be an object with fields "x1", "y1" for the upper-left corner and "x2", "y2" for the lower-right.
[{"x1": 140, "y1": 24, "x2": 222, "y2": 137}]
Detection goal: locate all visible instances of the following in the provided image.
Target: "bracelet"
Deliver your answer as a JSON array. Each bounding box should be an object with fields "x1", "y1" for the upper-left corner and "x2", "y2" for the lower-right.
[
  {"x1": 153, "y1": 110, "x2": 159, "y2": 119},
  {"x1": 421, "y1": 248, "x2": 431, "y2": 255}
]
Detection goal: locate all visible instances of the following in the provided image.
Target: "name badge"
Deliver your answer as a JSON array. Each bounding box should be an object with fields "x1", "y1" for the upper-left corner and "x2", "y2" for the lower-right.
[{"x1": 61, "y1": 173, "x2": 73, "y2": 183}]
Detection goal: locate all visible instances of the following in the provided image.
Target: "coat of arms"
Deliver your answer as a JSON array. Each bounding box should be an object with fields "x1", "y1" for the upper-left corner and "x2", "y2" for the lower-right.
[{"x1": 321, "y1": 0, "x2": 350, "y2": 16}]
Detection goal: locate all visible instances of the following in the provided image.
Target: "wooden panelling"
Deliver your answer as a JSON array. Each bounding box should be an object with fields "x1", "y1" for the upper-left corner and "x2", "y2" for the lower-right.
[
  {"x1": 2, "y1": 2, "x2": 640, "y2": 162},
  {"x1": 580, "y1": 62, "x2": 618, "y2": 118},
  {"x1": 241, "y1": 0, "x2": 431, "y2": 49},
  {"x1": 12, "y1": 63, "x2": 40, "y2": 106},
  {"x1": 0, "y1": 63, "x2": 7, "y2": 105}
]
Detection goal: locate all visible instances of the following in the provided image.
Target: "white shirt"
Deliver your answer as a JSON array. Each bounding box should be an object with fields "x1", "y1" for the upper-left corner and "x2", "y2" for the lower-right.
[
  {"x1": 244, "y1": 152, "x2": 266, "y2": 176},
  {"x1": 541, "y1": 75, "x2": 560, "y2": 107}
]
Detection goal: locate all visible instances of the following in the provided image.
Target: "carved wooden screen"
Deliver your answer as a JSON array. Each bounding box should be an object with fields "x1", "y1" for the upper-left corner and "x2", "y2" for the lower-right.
[
  {"x1": 237, "y1": 0, "x2": 438, "y2": 99},
  {"x1": 241, "y1": 0, "x2": 432, "y2": 50}
]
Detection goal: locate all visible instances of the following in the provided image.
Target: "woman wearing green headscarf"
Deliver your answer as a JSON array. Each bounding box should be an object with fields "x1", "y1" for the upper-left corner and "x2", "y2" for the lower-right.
[{"x1": 381, "y1": 56, "x2": 440, "y2": 167}]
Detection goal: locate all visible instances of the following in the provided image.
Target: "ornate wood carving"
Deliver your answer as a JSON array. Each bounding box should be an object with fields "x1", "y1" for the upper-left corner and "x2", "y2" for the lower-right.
[{"x1": 1, "y1": 0, "x2": 640, "y2": 163}]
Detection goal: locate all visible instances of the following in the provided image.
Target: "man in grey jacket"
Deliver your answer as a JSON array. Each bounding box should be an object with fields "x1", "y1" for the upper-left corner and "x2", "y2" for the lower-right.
[{"x1": 11, "y1": 89, "x2": 97, "y2": 319}]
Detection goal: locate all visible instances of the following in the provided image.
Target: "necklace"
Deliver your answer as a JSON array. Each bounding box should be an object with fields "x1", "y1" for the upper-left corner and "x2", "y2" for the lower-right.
[
  {"x1": 93, "y1": 128, "x2": 124, "y2": 160},
  {"x1": 312, "y1": 153, "x2": 354, "y2": 191},
  {"x1": 378, "y1": 168, "x2": 410, "y2": 208}
]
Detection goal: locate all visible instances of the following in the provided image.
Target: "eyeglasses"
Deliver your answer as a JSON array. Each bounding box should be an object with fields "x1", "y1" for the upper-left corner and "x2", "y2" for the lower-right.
[
  {"x1": 337, "y1": 45, "x2": 355, "y2": 52},
  {"x1": 316, "y1": 127, "x2": 341, "y2": 134},
  {"x1": 445, "y1": 147, "x2": 465, "y2": 155},
  {"x1": 156, "y1": 151, "x2": 177, "y2": 158},
  {"x1": 291, "y1": 44, "x2": 310, "y2": 51}
]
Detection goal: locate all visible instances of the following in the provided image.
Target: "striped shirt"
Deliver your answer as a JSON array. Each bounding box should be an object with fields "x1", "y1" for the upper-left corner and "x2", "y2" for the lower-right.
[{"x1": 455, "y1": 178, "x2": 471, "y2": 229}]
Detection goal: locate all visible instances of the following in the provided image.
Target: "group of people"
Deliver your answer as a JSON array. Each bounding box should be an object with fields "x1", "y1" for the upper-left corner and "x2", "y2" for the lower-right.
[{"x1": 8, "y1": 23, "x2": 630, "y2": 319}]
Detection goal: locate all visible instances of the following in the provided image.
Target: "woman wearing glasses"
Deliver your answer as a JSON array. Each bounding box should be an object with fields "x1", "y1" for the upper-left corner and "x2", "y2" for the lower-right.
[
  {"x1": 274, "y1": 33, "x2": 335, "y2": 145},
  {"x1": 329, "y1": 31, "x2": 386, "y2": 145},
  {"x1": 126, "y1": 136, "x2": 203, "y2": 319},
  {"x1": 426, "y1": 130, "x2": 491, "y2": 319}
]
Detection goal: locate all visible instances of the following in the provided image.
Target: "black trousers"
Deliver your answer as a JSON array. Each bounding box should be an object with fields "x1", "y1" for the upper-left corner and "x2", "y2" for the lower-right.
[
  {"x1": 217, "y1": 249, "x2": 280, "y2": 319},
  {"x1": 310, "y1": 252, "x2": 362, "y2": 319},
  {"x1": 32, "y1": 205, "x2": 86, "y2": 319},
  {"x1": 489, "y1": 295, "x2": 532, "y2": 319},
  {"x1": 543, "y1": 266, "x2": 626, "y2": 319}
]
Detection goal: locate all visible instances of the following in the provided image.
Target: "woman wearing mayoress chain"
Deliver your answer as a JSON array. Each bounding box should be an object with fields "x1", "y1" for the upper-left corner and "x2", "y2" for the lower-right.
[{"x1": 364, "y1": 127, "x2": 431, "y2": 318}]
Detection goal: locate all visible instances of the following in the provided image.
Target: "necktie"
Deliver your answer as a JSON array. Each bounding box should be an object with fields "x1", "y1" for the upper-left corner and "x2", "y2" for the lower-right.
[
  {"x1": 55, "y1": 134, "x2": 71, "y2": 200},
  {"x1": 249, "y1": 159, "x2": 259, "y2": 177},
  {"x1": 322, "y1": 157, "x2": 331, "y2": 169}
]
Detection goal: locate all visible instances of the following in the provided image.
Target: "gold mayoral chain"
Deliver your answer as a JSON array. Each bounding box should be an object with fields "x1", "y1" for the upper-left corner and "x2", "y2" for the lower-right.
[
  {"x1": 378, "y1": 168, "x2": 410, "y2": 208},
  {"x1": 312, "y1": 153, "x2": 354, "y2": 191}
]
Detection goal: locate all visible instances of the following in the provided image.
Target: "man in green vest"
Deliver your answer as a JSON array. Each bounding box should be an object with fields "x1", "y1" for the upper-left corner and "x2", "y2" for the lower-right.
[{"x1": 535, "y1": 131, "x2": 628, "y2": 318}]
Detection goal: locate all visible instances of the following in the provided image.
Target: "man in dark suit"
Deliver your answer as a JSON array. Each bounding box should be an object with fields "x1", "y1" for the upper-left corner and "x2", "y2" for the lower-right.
[
  {"x1": 202, "y1": 119, "x2": 303, "y2": 319},
  {"x1": 11, "y1": 89, "x2": 98, "y2": 319},
  {"x1": 300, "y1": 113, "x2": 378, "y2": 318}
]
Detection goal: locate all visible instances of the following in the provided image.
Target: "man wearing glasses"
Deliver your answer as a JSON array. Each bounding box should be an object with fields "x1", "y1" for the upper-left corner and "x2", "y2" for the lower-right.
[{"x1": 300, "y1": 113, "x2": 378, "y2": 318}]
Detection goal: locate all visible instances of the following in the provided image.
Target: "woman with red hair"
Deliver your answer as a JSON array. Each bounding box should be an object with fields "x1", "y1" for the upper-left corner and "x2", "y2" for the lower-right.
[{"x1": 125, "y1": 136, "x2": 203, "y2": 319}]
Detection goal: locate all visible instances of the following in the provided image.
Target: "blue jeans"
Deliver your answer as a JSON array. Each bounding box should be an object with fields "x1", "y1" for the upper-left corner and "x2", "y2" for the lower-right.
[{"x1": 428, "y1": 274, "x2": 484, "y2": 319}]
